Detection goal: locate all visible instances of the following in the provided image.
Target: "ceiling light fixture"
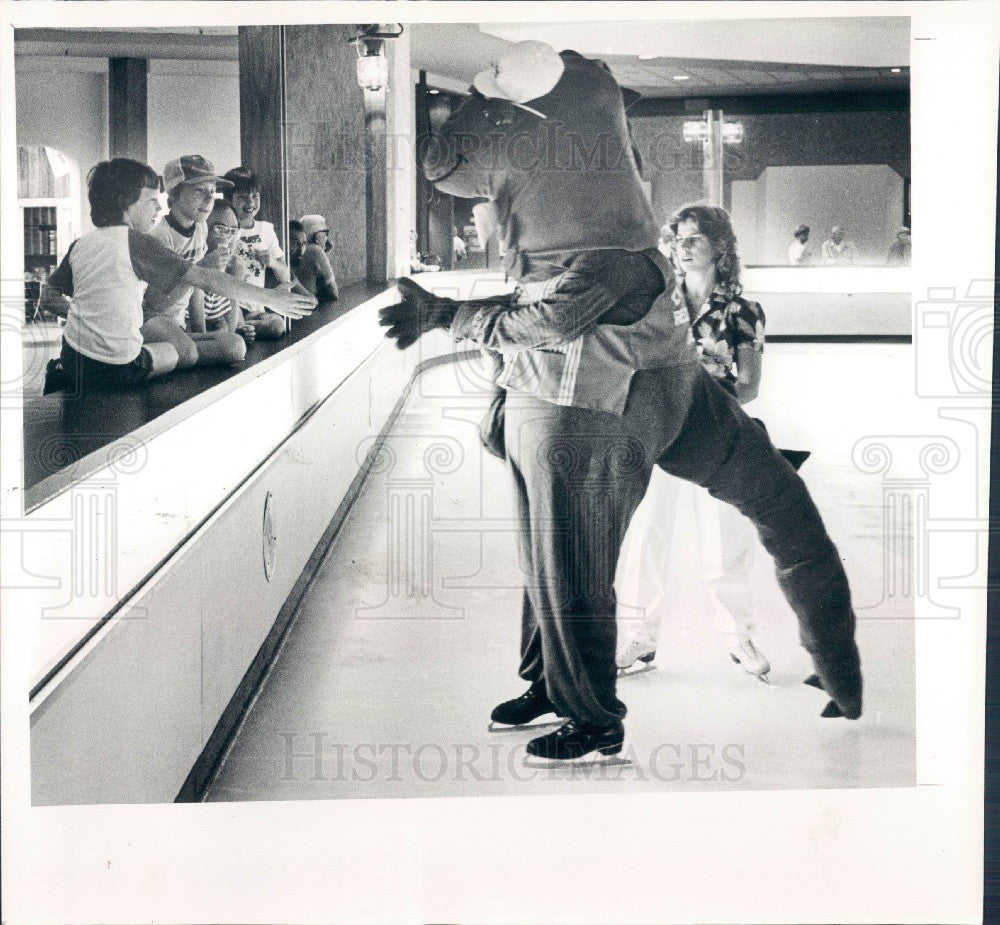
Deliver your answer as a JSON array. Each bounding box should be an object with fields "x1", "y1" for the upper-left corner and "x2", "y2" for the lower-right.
[
  {"x1": 683, "y1": 118, "x2": 743, "y2": 144},
  {"x1": 683, "y1": 120, "x2": 707, "y2": 142},
  {"x1": 350, "y1": 24, "x2": 404, "y2": 92},
  {"x1": 673, "y1": 74, "x2": 691, "y2": 81},
  {"x1": 721, "y1": 122, "x2": 744, "y2": 144},
  {"x1": 890, "y1": 67, "x2": 902, "y2": 74}
]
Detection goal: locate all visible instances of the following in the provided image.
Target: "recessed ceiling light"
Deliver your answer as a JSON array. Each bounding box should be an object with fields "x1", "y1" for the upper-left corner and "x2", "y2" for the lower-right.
[
  {"x1": 638, "y1": 53, "x2": 657, "y2": 60},
  {"x1": 428, "y1": 88, "x2": 440, "y2": 94},
  {"x1": 673, "y1": 74, "x2": 691, "y2": 81},
  {"x1": 890, "y1": 67, "x2": 902, "y2": 74}
]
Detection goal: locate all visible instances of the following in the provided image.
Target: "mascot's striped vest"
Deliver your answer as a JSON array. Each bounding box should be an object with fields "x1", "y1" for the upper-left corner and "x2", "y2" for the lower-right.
[{"x1": 498, "y1": 248, "x2": 698, "y2": 415}]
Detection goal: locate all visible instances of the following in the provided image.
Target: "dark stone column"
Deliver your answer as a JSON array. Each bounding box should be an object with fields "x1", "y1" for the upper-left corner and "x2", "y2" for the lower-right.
[
  {"x1": 108, "y1": 57, "x2": 148, "y2": 163},
  {"x1": 237, "y1": 27, "x2": 287, "y2": 250},
  {"x1": 237, "y1": 24, "x2": 407, "y2": 288},
  {"x1": 283, "y1": 25, "x2": 367, "y2": 288}
]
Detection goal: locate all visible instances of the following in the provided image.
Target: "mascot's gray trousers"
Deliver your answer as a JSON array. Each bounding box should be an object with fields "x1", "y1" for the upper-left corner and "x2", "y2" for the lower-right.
[{"x1": 504, "y1": 361, "x2": 862, "y2": 726}]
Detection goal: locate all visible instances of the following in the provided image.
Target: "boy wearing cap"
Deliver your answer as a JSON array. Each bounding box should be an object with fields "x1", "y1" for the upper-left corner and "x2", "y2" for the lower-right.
[
  {"x1": 300, "y1": 214, "x2": 331, "y2": 253},
  {"x1": 290, "y1": 216, "x2": 339, "y2": 302},
  {"x1": 142, "y1": 155, "x2": 247, "y2": 367}
]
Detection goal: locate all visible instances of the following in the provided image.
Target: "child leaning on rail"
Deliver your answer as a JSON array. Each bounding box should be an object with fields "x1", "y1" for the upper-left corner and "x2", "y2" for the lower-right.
[
  {"x1": 221, "y1": 166, "x2": 304, "y2": 340},
  {"x1": 141, "y1": 155, "x2": 248, "y2": 368},
  {"x1": 40, "y1": 158, "x2": 315, "y2": 396},
  {"x1": 202, "y1": 200, "x2": 258, "y2": 346}
]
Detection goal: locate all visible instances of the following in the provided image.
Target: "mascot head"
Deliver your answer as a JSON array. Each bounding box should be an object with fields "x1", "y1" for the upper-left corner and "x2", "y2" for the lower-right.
[
  {"x1": 472, "y1": 40, "x2": 565, "y2": 112},
  {"x1": 422, "y1": 42, "x2": 658, "y2": 266}
]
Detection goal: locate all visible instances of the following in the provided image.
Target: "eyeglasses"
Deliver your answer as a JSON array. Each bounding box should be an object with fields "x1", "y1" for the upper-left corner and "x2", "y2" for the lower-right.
[
  {"x1": 673, "y1": 234, "x2": 709, "y2": 250},
  {"x1": 209, "y1": 224, "x2": 239, "y2": 237},
  {"x1": 182, "y1": 186, "x2": 217, "y2": 202}
]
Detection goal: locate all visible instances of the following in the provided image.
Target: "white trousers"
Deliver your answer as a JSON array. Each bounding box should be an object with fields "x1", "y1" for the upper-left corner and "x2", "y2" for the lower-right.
[{"x1": 614, "y1": 466, "x2": 757, "y2": 647}]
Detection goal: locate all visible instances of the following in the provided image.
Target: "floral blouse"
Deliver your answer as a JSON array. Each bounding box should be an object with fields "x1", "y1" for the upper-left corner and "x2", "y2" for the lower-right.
[{"x1": 681, "y1": 282, "x2": 765, "y2": 391}]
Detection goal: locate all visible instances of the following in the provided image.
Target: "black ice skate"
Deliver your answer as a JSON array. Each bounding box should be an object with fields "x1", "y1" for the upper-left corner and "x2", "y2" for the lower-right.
[
  {"x1": 524, "y1": 718, "x2": 625, "y2": 764},
  {"x1": 488, "y1": 683, "x2": 562, "y2": 732}
]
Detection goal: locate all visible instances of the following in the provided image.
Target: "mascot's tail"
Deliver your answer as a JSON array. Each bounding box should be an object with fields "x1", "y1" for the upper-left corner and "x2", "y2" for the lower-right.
[
  {"x1": 764, "y1": 501, "x2": 864, "y2": 720},
  {"x1": 688, "y1": 399, "x2": 864, "y2": 719}
]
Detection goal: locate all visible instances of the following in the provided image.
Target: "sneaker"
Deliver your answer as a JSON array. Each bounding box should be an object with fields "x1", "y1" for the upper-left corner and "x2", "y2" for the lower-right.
[
  {"x1": 525, "y1": 718, "x2": 624, "y2": 761},
  {"x1": 728, "y1": 638, "x2": 770, "y2": 678},
  {"x1": 490, "y1": 683, "x2": 558, "y2": 727},
  {"x1": 616, "y1": 637, "x2": 657, "y2": 671}
]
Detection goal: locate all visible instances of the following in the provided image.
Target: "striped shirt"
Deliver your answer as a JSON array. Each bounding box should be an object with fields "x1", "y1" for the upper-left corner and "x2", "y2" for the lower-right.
[
  {"x1": 203, "y1": 291, "x2": 235, "y2": 322},
  {"x1": 451, "y1": 248, "x2": 697, "y2": 415}
]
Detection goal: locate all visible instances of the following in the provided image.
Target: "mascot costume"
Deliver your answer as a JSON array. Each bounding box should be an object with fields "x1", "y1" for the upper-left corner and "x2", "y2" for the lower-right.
[{"x1": 380, "y1": 42, "x2": 862, "y2": 762}]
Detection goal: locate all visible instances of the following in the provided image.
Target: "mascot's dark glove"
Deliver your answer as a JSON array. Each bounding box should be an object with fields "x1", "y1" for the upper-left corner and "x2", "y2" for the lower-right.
[{"x1": 379, "y1": 277, "x2": 461, "y2": 350}]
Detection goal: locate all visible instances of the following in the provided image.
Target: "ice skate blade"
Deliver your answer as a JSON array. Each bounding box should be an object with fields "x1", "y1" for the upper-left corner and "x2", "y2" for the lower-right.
[
  {"x1": 730, "y1": 653, "x2": 770, "y2": 682},
  {"x1": 617, "y1": 662, "x2": 656, "y2": 678},
  {"x1": 487, "y1": 718, "x2": 563, "y2": 733},
  {"x1": 523, "y1": 749, "x2": 631, "y2": 769}
]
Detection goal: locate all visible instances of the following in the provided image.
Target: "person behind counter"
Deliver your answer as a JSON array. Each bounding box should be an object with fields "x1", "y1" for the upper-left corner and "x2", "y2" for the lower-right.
[
  {"x1": 289, "y1": 219, "x2": 339, "y2": 302},
  {"x1": 820, "y1": 225, "x2": 858, "y2": 265},
  {"x1": 787, "y1": 224, "x2": 813, "y2": 265},
  {"x1": 222, "y1": 166, "x2": 301, "y2": 339},
  {"x1": 887, "y1": 226, "x2": 911, "y2": 265},
  {"x1": 202, "y1": 200, "x2": 258, "y2": 345}
]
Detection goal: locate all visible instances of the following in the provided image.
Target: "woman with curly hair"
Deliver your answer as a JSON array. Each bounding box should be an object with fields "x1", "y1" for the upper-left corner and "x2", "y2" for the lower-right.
[{"x1": 615, "y1": 203, "x2": 774, "y2": 680}]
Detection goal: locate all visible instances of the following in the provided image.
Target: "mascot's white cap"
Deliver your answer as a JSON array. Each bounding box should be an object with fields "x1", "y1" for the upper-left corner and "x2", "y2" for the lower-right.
[{"x1": 474, "y1": 40, "x2": 564, "y2": 104}]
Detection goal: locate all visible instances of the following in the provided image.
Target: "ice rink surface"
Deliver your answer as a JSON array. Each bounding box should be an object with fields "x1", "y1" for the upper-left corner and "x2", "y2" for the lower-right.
[{"x1": 207, "y1": 343, "x2": 919, "y2": 800}]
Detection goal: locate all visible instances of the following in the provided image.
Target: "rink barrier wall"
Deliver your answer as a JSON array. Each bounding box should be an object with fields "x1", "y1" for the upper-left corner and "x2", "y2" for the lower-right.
[{"x1": 27, "y1": 274, "x2": 487, "y2": 806}]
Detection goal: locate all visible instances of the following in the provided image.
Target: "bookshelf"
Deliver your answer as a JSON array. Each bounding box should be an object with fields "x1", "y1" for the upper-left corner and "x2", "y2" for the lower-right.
[
  {"x1": 20, "y1": 198, "x2": 76, "y2": 323},
  {"x1": 24, "y1": 205, "x2": 59, "y2": 276},
  {"x1": 18, "y1": 146, "x2": 82, "y2": 324}
]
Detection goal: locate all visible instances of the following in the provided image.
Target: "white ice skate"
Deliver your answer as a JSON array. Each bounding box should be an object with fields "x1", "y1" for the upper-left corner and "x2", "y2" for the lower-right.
[
  {"x1": 728, "y1": 638, "x2": 770, "y2": 682},
  {"x1": 616, "y1": 637, "x2": 657, "y2": 677}
]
